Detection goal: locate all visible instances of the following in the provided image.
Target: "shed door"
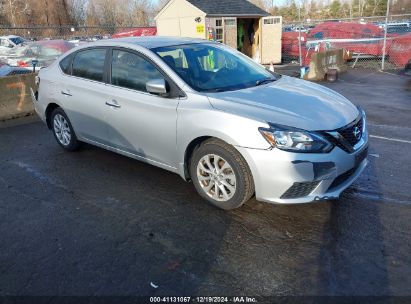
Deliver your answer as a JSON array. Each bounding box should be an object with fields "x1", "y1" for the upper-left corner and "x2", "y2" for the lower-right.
[
  {"x1": 261, "y1": 16, "x2": 282, "y2": 64},
  {"x1": 223, "y1": 17, "x2": 237, "y2": 49}
]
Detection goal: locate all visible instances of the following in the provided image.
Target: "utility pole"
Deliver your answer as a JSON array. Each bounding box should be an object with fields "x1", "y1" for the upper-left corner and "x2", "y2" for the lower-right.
[
  {"x1": 381, "y1": 0, "x2": 390, "y2": 70},
  {"x1": 298, "y1": 2, "x2": 302, "y2": 66},
  {"x1": 349, "y1": 0, "x2": 353, "y2": 20}
]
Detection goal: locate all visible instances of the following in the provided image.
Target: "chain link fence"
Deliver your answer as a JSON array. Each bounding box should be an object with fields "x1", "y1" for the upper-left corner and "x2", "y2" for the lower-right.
[
  {"x1": 0, "y1": 25, "x2": 156, "y2": 70},
  {"x1": 0, "y1": 25, "x2": 155, "y2": 41},
  {"x1": 282, "y1": 13, "x2": 411, "y2": 70},
  {"x1": 1, "y1": 12, "x2": 410, "y2": 72}
]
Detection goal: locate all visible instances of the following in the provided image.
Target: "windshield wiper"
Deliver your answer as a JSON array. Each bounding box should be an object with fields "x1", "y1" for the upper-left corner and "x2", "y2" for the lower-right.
[{"x1": 255, "y1": 78, "x2": 276, "y2": 86}]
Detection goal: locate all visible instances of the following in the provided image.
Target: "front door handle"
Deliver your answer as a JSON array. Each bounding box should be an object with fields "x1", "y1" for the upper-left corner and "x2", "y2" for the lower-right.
[{"x1": 105, "y1": 100, "x2": 121, "y2": 108}]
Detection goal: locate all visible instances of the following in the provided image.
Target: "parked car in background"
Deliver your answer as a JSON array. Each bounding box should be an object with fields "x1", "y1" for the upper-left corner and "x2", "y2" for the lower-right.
[
  {"x1": 91, "y1": 35, "x2": 103, "y2": 41},
  {"x1": 0, "y1": 35, "x2": 25, "y2": 54},
  {"x1": 32, "y1": 37, "x2": 368, "y2": 210},
  {"x1": 283, "y1": 26, "x2": 293, "y2": 32},
  {"x1": 282, "y1": 21, "x2": 410, "y2": 67},
  {"x1": 292, "y1": 26, "x2": 308, "y2": 33},
  {"x1": 68, "y1": 36, "x2": 81, "y2": 45},
  {"x1": 0, "y1": 40, "x2": 74, "y2": 70},
  {"x1": 67, "y1": 36, "x2": 89, "y2": 46},
  {"x1": 389, "y1": 33, "x2": 411, "y2": 67},
  {"x1": 0, "y1": 63, "x2": 32, "y2": 77},
  {"x1": 382, "y1": 22, "x2": 411, "y2": 35},
  {"x1": 111, "y1": 27, "x2": 157, "y2": 38},
  {"x1": 387, "y1": 25, "x2": 411, "y2": 35}
]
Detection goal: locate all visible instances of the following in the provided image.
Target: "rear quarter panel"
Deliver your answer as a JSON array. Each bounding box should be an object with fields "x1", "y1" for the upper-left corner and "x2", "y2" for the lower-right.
[{"x1": 37, "y1": 64, "x2": 65, "y2": 120}]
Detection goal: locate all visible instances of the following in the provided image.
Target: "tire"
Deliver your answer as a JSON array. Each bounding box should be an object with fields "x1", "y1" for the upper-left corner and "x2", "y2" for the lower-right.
[
  {"x1": 190, "y1": 138, "x2": 254, "y2": 210},
  {"x1": 50, "y1": 107, "x2": 80, "y2": 151}
]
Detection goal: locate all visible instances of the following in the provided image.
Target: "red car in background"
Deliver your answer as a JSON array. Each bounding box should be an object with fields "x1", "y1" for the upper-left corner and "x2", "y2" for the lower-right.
[
  {"x1": 282, "y1": 21, "x2": 411, "y2": 67},
  {"x1": 308, "y1": 22, "x2": 384, "y2": 39},
  {"x1": 389, "y1": 33, "x2": 411, "y2": 67},
  {"x1": 112, "y1": 27, "x2": 157, "y2": 39}
]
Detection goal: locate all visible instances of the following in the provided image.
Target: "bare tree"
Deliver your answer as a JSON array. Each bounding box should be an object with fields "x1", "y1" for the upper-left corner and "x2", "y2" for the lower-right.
[
  {"x1": 97, "y1": 0, "x2": 118, "y2": 28},
  {"x1": 127, "y1": 0, "x2": 154, "y2": 26},
  {"x1": 67, "y1": 0, "x2": 87, "y2": 26},
  {"x1": 156, "y1": 0, "x2": 170, "y2": 12},
  {"x1": 0, "y1": 0, "x2": 29, "y2": 26},
  {"x1": 250, "y1": 0, "x2": 267, "y2": 10},
  {"x1": 85, "y1": 0, "x2": 100, "y2": 27}
]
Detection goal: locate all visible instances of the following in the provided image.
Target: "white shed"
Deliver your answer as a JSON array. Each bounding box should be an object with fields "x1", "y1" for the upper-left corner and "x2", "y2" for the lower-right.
[{"x1": 155, "y1": 0, "x2": 282, "y2": 64}]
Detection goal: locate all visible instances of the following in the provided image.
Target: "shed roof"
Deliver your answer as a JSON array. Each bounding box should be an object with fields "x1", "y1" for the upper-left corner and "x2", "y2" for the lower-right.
[{"x1": 186, "y1": 0, "x2": 270, "y2": 17}]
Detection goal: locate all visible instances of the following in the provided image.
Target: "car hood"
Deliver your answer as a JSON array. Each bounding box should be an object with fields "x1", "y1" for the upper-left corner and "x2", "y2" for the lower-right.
[{"x1": 207, "y1": 76, "x2": 359, "y2": 131}]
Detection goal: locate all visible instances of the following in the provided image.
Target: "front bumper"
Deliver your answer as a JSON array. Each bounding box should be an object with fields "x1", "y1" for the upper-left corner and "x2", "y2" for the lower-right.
[{"x1": 236, "y1": 140, "x2": 368, "y2": 204}]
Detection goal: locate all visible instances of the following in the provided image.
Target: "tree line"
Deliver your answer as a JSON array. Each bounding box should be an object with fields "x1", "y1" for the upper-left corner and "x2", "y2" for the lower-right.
[
  {"x1": 252, "y1": 0, "x2": 411, "y2": 22},
  {"x1": 0, "y1": 0, "x2": 410, "y2": 28},
  {"x1": 0, "y1": 0, "x2": 156, "y2": 28}
]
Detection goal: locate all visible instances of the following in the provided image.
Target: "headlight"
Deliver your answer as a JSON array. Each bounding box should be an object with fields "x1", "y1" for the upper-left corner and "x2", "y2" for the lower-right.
[
  {"x1": 259, "y1": 125, "x2": 333, "y2": 153},
  {"x1": 359, "y1": 106, "x2": 367, "y2": 135}
]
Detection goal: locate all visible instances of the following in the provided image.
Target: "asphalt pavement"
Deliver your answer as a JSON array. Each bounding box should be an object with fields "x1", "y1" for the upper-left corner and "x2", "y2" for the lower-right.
[{"x1": 0, "y1": 69, "x2": 410, "y2": 298}]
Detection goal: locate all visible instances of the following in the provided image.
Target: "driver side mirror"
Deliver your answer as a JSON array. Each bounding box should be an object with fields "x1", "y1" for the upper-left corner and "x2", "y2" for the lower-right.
[{"x1": 146, "y1": 79, "x2": 168, "y2": 96}]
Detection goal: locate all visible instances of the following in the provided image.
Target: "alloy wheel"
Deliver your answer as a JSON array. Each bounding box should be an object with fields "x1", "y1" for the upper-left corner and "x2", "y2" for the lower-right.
[
  {"x1": 53, "y1": 114, "x2": 71, "y2": 146},
  {"x1": 196, "y1": 154, "x2": 237, "y2": 202}
]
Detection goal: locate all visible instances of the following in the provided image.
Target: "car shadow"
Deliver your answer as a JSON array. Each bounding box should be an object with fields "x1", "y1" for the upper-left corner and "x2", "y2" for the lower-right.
[
  {"x1": 316, "y1": 150, "x2": 390, "y2": 295},
  {"x1": 0, "y1": 116, "x2": 394, "y2": 297}
]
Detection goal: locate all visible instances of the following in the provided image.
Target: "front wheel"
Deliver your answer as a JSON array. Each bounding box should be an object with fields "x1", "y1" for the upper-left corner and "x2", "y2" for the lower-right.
[
  {"x1": 190, "y1": 139, "x2": 254, "y2": 210},
  {"x1": 51, "y1": 108, "x2": 80, "y2": 151}
]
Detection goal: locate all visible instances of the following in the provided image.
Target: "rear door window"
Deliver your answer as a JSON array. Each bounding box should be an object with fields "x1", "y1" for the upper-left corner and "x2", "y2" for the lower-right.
[
  {"x1": 59, "y1": 53, "x2": 74, "y2": 75},
  {"x1": 72, "y1": 48, "x2": 107, "y2": 82}
]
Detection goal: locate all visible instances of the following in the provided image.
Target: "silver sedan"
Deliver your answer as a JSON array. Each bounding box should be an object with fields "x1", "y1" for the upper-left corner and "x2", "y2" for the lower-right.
[{"x1": 32, "y1": 37, "x2": 368, "y2": 209}]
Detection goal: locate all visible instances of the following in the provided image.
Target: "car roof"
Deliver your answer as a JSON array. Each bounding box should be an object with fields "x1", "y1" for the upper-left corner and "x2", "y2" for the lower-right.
[
  {"x1": 0, "y1": 35, "x2": 21, "y2": 39},
  {"x1": 92, "y1": 36, "x2": 211, "y2": 49},
  {"x1": 29, "y1": 39, "x2": 69, "y2": 45}
]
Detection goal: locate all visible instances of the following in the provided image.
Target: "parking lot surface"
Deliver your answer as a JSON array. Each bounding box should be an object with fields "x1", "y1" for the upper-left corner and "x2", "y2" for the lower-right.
[{"x1": 0, "y1": 69, "x2": 410, "y2": 297}]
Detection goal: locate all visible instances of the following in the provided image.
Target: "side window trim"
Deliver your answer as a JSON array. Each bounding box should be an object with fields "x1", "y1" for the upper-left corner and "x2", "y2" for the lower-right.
[
  {"x1": 60, "y1": 47, "x2": 109, "y2": 84},
  {"x1": 104, "y1": 47, "x2": 113, "y2": 84},
  {"x1": 108, "y1": 47, "x2": 185, "y2": 98}
]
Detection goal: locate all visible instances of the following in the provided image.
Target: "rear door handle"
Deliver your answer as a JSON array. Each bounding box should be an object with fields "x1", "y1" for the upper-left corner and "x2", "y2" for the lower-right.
[
  {"x1": 61, "y1": 90, "x2": 72, "y2": 96},
  {"x1": 105, "y1": 100, "x2": 121, "y2": 108}
]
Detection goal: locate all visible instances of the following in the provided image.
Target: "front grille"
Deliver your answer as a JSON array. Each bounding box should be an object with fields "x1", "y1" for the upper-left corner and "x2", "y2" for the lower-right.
[
  {"x1": 339, "y1": 118, "x2": 363, "y2": 146},
  {"x1": 322, "y1": 115, "x2": 364, "y2": 153},
  {"x1": 281, "y1": 181, "x2": 320, "y2": 199},
  {"x1": 328, "y1": 166, "x2": 357, "y2": 191}
]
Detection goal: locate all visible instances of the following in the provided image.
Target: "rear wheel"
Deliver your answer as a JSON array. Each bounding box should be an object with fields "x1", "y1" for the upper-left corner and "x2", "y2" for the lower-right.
[
  {"x1": 190, "y1": 139, "x2": 254, "y2": 210},
  {"x1": 51, "y1": 108, "x2": 80, "y2": 151}
]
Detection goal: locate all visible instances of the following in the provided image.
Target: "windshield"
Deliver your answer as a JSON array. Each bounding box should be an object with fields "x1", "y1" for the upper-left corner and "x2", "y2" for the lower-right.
[
  {"x1": 152, "y1": 43, "x2": 280, "y2": 92},
  {"x1": 10, "y1": 37, "x2": 25, "y2": 46}
]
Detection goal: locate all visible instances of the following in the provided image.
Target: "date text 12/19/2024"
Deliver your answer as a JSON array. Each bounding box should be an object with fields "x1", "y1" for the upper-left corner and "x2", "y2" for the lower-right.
[{"x1": 150, "y1": 297, "x2": 258, "y2": 303}]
